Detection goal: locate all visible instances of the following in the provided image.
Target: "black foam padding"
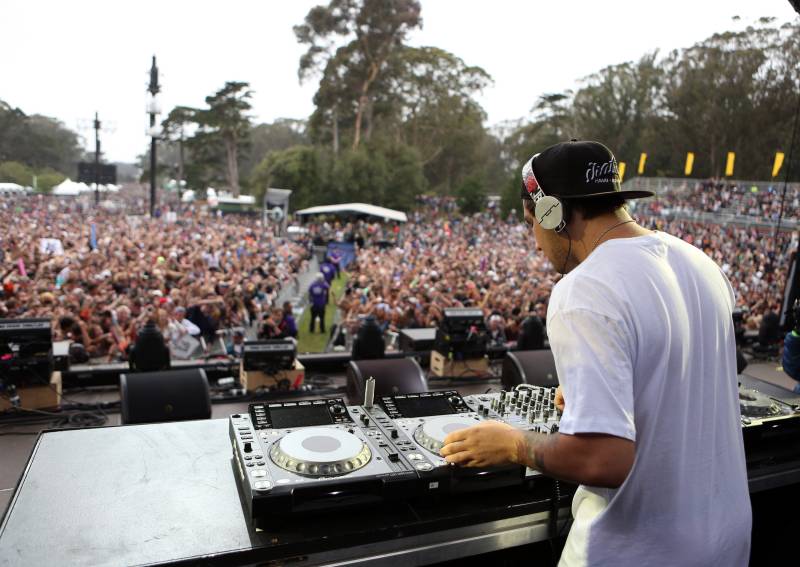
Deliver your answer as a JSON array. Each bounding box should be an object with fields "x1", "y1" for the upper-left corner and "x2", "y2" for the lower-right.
[
  {"x1": 502, "y1": 350, "x2": 559, "y2": 390},
  {"x1": 120, "y1": 368, "x2": 211, "y2": 424},
  {"x1": 346, "y1": 358, "x2": 427, "y2": 404}
]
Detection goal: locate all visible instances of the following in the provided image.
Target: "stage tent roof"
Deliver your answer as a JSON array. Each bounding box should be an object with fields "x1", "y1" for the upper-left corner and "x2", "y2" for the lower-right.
[{"x1": 294, "y1": 203, "x2": 407, "y2": 223}]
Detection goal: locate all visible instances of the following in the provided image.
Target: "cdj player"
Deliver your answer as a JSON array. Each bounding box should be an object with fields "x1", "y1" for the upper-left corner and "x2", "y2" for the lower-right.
[
  {"x1": 739, "y1": 386, "x2": 800, "y2": 471},
  {"x1": 230, "y1": 387, "x2": 561, "y2": 525},
  {"x1": 230, "y1": 398, "x2": 419, "y2": 525},
  {"x1": 366, "y1": 390, "x2": 526, "y2": 493}
]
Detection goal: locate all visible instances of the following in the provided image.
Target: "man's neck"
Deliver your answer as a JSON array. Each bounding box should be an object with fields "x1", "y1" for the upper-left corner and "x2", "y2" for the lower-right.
[{"x1": 570, "y1": 211, "x2": 651, "y2": 265}]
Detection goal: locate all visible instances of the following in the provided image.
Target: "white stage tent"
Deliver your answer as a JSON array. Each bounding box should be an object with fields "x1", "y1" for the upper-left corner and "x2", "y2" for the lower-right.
[
  {"x1": 51, "y1": 179, "x2": 120, "y2": 196},
  {"x1": 294, "y1": 203, "x2": 407, "y2": 223}
]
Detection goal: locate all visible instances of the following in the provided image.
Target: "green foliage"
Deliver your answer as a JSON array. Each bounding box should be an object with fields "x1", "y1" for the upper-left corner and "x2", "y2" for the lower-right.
[
  {"x1": 456, "y1": 176, "x2": 485, "y2": 215},
  {"x1": 295, "y1": 0, "x2": 423, "y2": 150},
  {"x1": 500, "y1": 175, "x2": 522, "y2": 219},
  {"x1": 0, "y1": 101, "x2": 82, "y2": 176},
  {"x1": 0, "y1": 161, "x2": 33, "y2": 186},
  {"x1": 250, "y1": 141, "x2": 426, "y2": 211},
  {"x1": 36, "y1": 171, "x2": 66, "y2": 193},
  {"x1": 240, "y1": 120, "x2": 308, "y2": 182},
  {"x1": 250, "y1": 145, "x2": 325, "y2": 210},
  {"x1": 505, "y1": 20, "x2": 800, "y2": 181}
]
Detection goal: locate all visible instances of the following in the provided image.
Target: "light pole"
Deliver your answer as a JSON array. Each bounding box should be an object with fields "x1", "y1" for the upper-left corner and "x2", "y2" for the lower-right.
[
  {"x1": 147, "y1": 56, "x2": 161, "y2": 217},
  {"x1": 94, "y1": 112, "x2": 101, "y2": 206}
]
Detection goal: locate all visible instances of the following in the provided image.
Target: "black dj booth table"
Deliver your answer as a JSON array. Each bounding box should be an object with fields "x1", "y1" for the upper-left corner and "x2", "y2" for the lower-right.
[{"x1": 0, "y1": 419, "x2": 570, "y2": 567}]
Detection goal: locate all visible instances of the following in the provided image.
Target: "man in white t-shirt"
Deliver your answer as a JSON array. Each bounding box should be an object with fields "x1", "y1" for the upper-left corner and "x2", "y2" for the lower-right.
[{"x1": 440, "y1": 140, "x2": 751, "y2": 566}]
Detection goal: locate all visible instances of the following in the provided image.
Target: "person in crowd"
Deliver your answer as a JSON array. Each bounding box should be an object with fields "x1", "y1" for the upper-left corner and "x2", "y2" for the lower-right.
[
  {"x1": 308, "y1": 273, "x2": 330, "y2": 334},
  {"x1": 279, "y1": 301, "x2": 298, "y2": 339}
]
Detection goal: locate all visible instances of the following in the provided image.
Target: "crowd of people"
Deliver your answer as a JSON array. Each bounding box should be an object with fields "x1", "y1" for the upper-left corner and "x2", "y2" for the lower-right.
[
  {"x1": 0, "y1": 193, "x2": 309, "y2": 361},
  {"x1": 334, "y1": 197, "x2": 795, "y2": 347},
  {"x1": 1, "y1": 180, "x2": 796, "y2": 359},
  {"x1": 641, "y1": 179, "x2": 800, "y2": 221}
]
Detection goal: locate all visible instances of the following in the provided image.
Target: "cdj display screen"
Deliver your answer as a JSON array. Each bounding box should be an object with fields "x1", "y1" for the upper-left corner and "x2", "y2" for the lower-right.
[
  {"x1": 392, "y1": 396, "x2": 456, "y2": 418},
  {"x1": 269, "y1": 405, "x2": 335, "y2": 429}
]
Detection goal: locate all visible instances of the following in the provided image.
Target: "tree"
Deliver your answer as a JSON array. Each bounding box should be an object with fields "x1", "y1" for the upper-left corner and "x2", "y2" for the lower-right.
[
  {"x1": 0, "y1": 100, "x2": 82, "y2": 176},
  {"x1": 193, "y1": 82, "x2": 253, "y2": 196},
  {"x1": 36, "y1": 171, "x2": 66, "y2": 193},
  {"x1": 250, "y1": 145, "x2": 326, "y2": 210},
  {"x1": 241, "y1": 119, "x2": 308, "y2": 182},
  {"x1": 161, "y1": 106, "x2": 197, "y2": 189},
  {"x1": 0, "y1": 161, "x2": 33, "y2": 186},
  {"x1": 571, "y1": 53, "x2": 661, "y2": 167},
  {"x1": 456, "y1": 175, "x2": 485, "y2": 215},
  {"x1": 295, "y1": 0, "x2": 422, "y2": 150}
]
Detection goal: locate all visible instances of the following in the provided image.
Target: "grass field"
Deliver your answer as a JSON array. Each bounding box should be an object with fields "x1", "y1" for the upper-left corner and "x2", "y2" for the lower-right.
[{"x1": 296, "y1": 272, "x2": 347, "y2": 353}]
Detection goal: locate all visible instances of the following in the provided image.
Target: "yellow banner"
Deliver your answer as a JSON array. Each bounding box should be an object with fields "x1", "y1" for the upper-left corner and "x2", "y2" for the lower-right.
[
  {"x1": 618, "y1": 162, "x2": 626, "y2": 182},
  {"x1": 684, "y1": 152, "x2": 694, "y2": 176},
  {"x1": 638, "y1": 153, "x2": 647, "y2": 175},
  {"x1": 773, "y1": 152, "x2": 785, "y2": 178},
  {"x1": 725, "y1": 152, "x2": 735, "y2": 177}
]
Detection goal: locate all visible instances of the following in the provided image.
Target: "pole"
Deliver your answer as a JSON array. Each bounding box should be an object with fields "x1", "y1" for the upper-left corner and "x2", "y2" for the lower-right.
[
  {"x1": 94, "y1": 112, "x2": 101, "y2": 206},
  {"x1": 148, "y1": 55, "x2": 160, "y2": 217}
]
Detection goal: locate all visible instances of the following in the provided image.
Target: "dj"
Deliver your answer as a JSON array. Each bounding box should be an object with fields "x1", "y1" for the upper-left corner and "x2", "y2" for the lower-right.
[{"x1": 440, "y1": 141, "x2": 751, "y2": 566}]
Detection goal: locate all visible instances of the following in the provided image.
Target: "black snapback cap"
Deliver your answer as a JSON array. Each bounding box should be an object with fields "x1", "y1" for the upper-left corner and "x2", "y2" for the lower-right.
[{"x1": 520, "y1": 140, "x2": 654, "y2": 201}]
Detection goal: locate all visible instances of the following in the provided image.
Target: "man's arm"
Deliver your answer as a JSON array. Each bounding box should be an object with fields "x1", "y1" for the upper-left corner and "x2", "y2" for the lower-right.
[{"x1": 440, "y1": 421, "x2": 634, "y2": 489}]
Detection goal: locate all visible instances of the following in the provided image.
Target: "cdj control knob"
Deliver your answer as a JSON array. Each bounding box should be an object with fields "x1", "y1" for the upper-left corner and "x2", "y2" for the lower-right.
[
  {"x1": 390, "y1": 429, "x2": 399, "y2": 439},
  {"x1": 448, "y1": 396, "x2": 463, "y2": 408},
  {"x1": 360, "y1": 414, "x2": 370, "y2": 425},
  {"x1": 244, "y1": 441, "x2": 252, "y2": 453},
  {"x1": 330, "y1": 404, "x2": 346, "y2": 416}
]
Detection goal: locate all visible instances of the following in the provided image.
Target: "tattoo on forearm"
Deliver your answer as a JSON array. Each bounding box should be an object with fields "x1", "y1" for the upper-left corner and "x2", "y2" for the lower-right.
[{"x1": 522, "y1": 431, "x2": 558, "y2": 475}]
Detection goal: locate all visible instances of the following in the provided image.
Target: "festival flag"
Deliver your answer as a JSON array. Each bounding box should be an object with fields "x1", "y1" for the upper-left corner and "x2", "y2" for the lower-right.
[
  {"x1": 618, "y1": 162, "x2": 626, "y2": 182},
  {"x1": 637, "y1": 153, "x2": 647, "y2": 175},
  {"x1": 90, "y1": 223, "x2": 97, "y2": 250},
  {"x1": 684, "y1": 152, "x2": 695, "y2": 176},
  {"x1": 725, "y1": 152, "x2": 735, "y2": 177},
  {"x1": 18, "y1": 258, "x2": 27, "y2": 278},
  {"x1": 773, "y1": 152, "x2": 785, "y2": 178}
]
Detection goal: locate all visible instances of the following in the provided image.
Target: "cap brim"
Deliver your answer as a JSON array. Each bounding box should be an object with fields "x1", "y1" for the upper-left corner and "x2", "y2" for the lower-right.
[{"x1": 558, "y1": 190, "x2": 655, "y2": 200}]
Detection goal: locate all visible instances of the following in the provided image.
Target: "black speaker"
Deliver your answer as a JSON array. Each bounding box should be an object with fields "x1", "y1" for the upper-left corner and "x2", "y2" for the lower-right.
[
  {"x1": 346, "y1": 358, "x2": 427, "y2": 404},
  {"x1": 502, "y1": 350, "x2": 558, "y2": 390},
  {"x1": 120, "y1": 369, "x2": 211, "y2": 424}
]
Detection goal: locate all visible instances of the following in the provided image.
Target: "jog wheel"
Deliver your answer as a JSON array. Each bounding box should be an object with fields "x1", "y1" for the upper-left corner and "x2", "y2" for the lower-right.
[{"x1": 270, "y1": 427, "x2": 371, "y2": 477}]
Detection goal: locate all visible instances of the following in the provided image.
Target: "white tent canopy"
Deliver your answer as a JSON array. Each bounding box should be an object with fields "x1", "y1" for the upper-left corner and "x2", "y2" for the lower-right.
[
  {"x1": 0, "y1": 183, "x2": 26, "y2": 193},
  {"x1": 51, "y1": 179, "x2": 83, "y2": 196},
  {"x1": 294, "y1": 203, "x2": 407, "y2": 223},
  {"x1": 51, "y1": 179, "x2": 120, "y2": 196}
]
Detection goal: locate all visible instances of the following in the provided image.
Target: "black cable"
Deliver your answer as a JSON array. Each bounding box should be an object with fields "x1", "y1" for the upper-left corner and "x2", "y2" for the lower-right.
[{"x1": 561, "y1": 226, "x2": 573, "y2": 275}]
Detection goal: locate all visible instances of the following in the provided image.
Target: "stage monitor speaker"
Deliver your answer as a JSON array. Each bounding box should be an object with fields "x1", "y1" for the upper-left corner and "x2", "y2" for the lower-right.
[
  {"x1": 346, "y1": 358, "x2": 427, "y2": 404},
  {"x1": 502, "y1": 350, "x2": 558, "y2": 390},
  {"x1": 120, "y1": 369, "x2": 211, "y2": 425}
]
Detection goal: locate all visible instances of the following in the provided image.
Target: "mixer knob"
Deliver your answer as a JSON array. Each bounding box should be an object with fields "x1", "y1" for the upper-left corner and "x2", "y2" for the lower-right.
[
  {"x1": 390, "y1": 429, "x2": 399, "y2": 439},
  {"x1": 482, "y1": 408, "x2": 489, "y2": 417},
  {"x1": 478, "y1": 404, "x2": 484, "y2": 412},
  {"x1": 244, "y1": 442, "x2": 252, "y2": 453}
]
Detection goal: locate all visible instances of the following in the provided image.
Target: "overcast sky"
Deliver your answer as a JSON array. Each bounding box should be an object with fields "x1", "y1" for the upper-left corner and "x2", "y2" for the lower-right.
[{"x1": 3, "y1": 0, "x2": 797, "y2": 163}]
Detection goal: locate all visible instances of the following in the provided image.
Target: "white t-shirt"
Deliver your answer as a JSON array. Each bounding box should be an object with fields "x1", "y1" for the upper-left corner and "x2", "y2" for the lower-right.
[{"x1": 548, "y1": 232, "x2": 751, "y2": 567}]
